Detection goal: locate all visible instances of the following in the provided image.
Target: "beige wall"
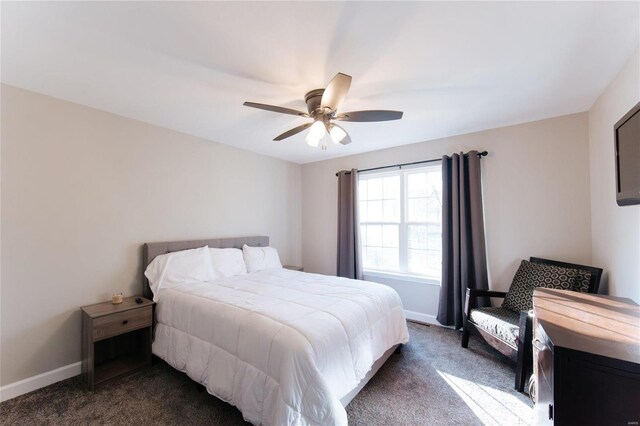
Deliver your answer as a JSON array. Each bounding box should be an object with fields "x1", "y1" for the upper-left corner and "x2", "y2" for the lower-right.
[
  {"x1": 302, "y1": 113, "x2": 593, "y2": 317},
  {"x1": 588, "y1": 49, "x2": 640, "y2": 302},
  {"x1": 0, "y1": 84, "x2": 302, "y2": 386}
]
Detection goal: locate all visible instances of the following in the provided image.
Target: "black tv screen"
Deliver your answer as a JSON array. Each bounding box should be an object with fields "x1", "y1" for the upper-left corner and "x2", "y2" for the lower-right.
[{"x1": 614, "y1": 101, "x2": 640, "y2": 206}]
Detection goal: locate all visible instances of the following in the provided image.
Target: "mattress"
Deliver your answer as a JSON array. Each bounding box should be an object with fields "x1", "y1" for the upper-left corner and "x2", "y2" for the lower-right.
[{"x1": 152, "y1": 268, "x2": 409, "y2": 425}]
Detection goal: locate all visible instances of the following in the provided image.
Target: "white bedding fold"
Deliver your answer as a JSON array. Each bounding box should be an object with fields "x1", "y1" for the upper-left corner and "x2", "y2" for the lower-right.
[{"x1": 152, "y1": 269, "x2": 409, "y2": 425}]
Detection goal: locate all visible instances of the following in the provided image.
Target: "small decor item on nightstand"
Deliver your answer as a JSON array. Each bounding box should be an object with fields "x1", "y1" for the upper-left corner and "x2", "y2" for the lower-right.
[{"x1": 111, "y1": 292, "x2": 123, "y2": 304}]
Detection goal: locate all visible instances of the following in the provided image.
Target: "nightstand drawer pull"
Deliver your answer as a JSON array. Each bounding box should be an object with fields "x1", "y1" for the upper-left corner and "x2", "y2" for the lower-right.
[{"x1": 122, "y1": 320, "x2": 129, "y2": 325}]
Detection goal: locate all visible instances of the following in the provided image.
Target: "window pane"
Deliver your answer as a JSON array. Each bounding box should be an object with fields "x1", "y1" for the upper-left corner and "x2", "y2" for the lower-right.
[
  {"x1": 408, "y1": 225, "x2": 428, "y2": 249},
  {"x1": 383, "y1": 199, "x2": 400, "y2": 222},
  {"x1": 367, "y1": 224, "x2": 382, "y2": 246},
  {"x1": 427, "y1": 224, "x2": 441, "y2": 251},
  {"x1": 382, "y1": 225, "x2": 399, "y2": 247},
  {"x1": 383, "y1": 176, "x2": 400, "y2": 200},
  {"x1": 427, "y1": 250, "x2": 442, "y2": 274},
  {"x1": 365, "y1": 246, "x2": 382, "y2": 269},
  {"x1": 381, "y1": 247, "x2": 399, "y2": 270},
  {"x1": 408, "y1": 172, "x2": 428, "y2": 197},
  {"x1": 426, "y1": 198, "x2": 441, "y2": 222},
  {"x1": 368, "y1": 178, "x2": 382, "y2": 199},
  {"x1": 359, "y1": 201, "x2": 368, "y2": 222},
  {"x1": 408, "y1": 249, "x2": 428, "y2": 274},
  {"x1": 408, "y1": 198, "x2": 428, "y2": 222},
  {"x1": 360, "y1": 225, "x2": 367, "y2": 246},
  {"x1": 426, "y1": 170, "x2": 442, "y2": 198},
  {"x1": 368, "y1": 200, "x2": 383, "y2": 222},
  {"x1": 359, "y1": 180, "x2": 368, "y2": 201}
]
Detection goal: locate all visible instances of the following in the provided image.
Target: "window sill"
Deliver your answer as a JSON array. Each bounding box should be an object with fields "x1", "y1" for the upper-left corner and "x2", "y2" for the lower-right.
[{"x1": 363, "y1": 270, "x2": 441, "y2": 286}]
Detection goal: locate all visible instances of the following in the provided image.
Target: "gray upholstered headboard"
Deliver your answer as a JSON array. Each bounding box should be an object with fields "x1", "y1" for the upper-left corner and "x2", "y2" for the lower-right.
[{"x1": 142, "y1": 236, "x2": 269, "y2": 299}]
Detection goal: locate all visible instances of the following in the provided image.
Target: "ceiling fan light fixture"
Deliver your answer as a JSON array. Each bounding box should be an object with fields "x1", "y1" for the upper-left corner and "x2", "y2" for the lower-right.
[
  {"x1": 305, "y1": 120, "x2": 326, "y2": 147},
  {"x1": 305, "y1": 134, "x2": 319, "y2": 147},
  {"x1": 329, "y1": 125, "x2": 347, "y2": 145}
]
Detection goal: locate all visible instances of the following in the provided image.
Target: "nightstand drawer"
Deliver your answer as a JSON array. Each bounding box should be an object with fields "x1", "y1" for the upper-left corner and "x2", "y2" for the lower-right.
[{"x1": 93, "y1": 306, "x2": 152, "y2": 341}]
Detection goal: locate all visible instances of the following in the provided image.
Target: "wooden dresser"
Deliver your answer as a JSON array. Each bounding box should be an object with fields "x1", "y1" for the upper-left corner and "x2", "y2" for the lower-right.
[{"x1": 532, "y1": 288, "x2": 640, "y2": 425}]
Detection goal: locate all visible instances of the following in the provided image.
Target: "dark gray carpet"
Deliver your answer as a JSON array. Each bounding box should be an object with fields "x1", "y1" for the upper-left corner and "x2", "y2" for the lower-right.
[{"x1": 0, "y1": 323, "x2": 532, "y2": 425}]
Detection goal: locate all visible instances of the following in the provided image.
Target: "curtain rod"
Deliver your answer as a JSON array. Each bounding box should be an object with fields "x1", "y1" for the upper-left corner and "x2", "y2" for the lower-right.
[{"x1": 335, "y1": 150, "x2": 488, "y2": 176}]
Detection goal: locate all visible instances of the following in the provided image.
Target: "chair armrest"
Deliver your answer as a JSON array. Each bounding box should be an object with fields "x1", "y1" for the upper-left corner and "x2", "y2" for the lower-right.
[
  {"x1": 464, "y1": 289, "x2": 509, "y2": 319},
  {"x1": 466, "y1": 289, "x2": 508, "y2": 299}
]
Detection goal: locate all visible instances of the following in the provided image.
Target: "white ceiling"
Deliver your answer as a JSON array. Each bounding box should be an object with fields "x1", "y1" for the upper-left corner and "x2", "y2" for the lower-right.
[{"x1": 2, "y1": 2, "x2": 639, "y2": 164}]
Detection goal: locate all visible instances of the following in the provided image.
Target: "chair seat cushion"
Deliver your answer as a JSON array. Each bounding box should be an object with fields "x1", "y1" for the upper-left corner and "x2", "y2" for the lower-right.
[
  {"x1": 469, "y1": 307, "x2": 521, "y2": 348},
  {"x1": 502, "y1": 260, "x2": 592, "y2": 313}
]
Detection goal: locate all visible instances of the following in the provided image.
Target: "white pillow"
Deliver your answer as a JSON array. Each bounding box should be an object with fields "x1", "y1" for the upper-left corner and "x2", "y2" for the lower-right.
[
  {"x1": 144, "y1": 246, "x2": 215, "y2": 302},
  {"x1": 243, "y1": 245, "x2": 283, "y2": 273},
  {"x1": 209, "y1": 248, "x2": 247, "y2": 277}
]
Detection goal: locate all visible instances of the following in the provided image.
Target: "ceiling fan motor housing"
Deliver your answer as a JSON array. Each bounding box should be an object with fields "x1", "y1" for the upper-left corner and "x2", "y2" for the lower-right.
[{"x1": 304, "y1": 89, "x2": 327, "y2": 116}]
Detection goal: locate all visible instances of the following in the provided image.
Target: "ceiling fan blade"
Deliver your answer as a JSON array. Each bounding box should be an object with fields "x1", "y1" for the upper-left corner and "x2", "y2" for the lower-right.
[
  {"x1": 321, "y1": 73, "x2": 352, "y2": 112},
  {"x1": 336, "y1": 110, "x2": 403, "y2": 122},
  {"x1": 273, "y1": 122, "x2": 313, "y2": 141},
  {"x1": 243, "y1": 102, "x2": 309, "y2": 117}
]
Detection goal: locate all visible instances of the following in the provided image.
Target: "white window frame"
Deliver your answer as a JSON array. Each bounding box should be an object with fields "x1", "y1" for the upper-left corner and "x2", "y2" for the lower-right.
[{"x1": 358, "y1": 162, "x2": 442, "y2": 285}]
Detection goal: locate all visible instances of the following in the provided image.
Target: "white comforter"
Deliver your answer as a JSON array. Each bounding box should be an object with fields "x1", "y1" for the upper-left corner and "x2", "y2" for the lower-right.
[{"x1": 152, "y1": 268, "x2": 409, "y2": 425}]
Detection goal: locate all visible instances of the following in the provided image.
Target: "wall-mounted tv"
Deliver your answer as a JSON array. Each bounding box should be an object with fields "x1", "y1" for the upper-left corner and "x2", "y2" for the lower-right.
[{"x1": 614, "y1": 101, "x2": 640, "y2": 206}]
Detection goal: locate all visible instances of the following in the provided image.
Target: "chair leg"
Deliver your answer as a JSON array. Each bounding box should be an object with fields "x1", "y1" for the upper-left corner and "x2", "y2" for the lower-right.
[
  {"x1": 515, "y1": 357, "x2": 526, "y2": 392},
  {"x1": 515, "y1": 310, "x2": 533, "y2": 392},
  {"x1": 462, "y1": 290, "x2": 473, "y2": 349},
  {"x1": 461, "y1": 325, "x2": 470, "y2": 348}
]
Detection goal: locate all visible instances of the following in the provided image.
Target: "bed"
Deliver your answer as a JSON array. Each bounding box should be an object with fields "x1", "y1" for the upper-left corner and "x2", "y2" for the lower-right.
[{"x1": 143, "y1": 236, "x2": 409, "y2": 425}]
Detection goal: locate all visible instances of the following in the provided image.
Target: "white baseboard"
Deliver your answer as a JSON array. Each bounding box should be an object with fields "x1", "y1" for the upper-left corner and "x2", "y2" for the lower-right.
[
  {"x1": 404, "y1": 309, "x2": 441, "y2": 326},
  {"x1": 0, "y1": 361, "x2": 81, "y2": 402}
]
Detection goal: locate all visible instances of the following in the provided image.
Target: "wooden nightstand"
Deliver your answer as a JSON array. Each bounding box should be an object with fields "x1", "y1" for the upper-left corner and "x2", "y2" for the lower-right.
[
  {"x1": 283, "y1": 265, "x2": 304, "y2": 271},
  {"x1": 81, "y1": 296, "x2": 154, "y2": 390}
]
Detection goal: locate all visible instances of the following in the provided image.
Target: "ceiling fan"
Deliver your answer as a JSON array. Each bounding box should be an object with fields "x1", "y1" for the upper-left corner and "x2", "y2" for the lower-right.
[{"x1": 243, "y1": 73, "x2": 403, "y2": 149}]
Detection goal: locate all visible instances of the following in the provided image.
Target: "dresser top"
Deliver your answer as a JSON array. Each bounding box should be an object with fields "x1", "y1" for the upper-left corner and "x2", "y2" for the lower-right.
[
  {"x1": 533, "y1": 288, "x2": 640, "y2": 364},
  {"x1": 81, "y1": 296, "x2": 153, "y2": 318}
]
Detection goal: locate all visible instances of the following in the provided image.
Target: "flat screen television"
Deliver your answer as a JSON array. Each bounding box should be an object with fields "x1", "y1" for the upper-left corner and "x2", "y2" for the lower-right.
[{"x1": 614, "y1": 101, "x2": 640, "y2": 206}]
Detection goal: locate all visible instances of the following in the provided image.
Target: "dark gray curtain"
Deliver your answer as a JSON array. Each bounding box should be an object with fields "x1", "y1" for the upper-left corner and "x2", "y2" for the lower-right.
[
  {"x1": 337, "y1": 169, "x2": 363, "y2": 279},
  {"x1": 437, "y1": 151, "x2": 490, "y2": 329}
]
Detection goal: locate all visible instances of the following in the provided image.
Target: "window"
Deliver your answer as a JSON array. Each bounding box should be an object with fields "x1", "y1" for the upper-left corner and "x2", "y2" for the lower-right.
[{"x1": 358, "y1": 164, "x2": 442, "y2": 281}]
